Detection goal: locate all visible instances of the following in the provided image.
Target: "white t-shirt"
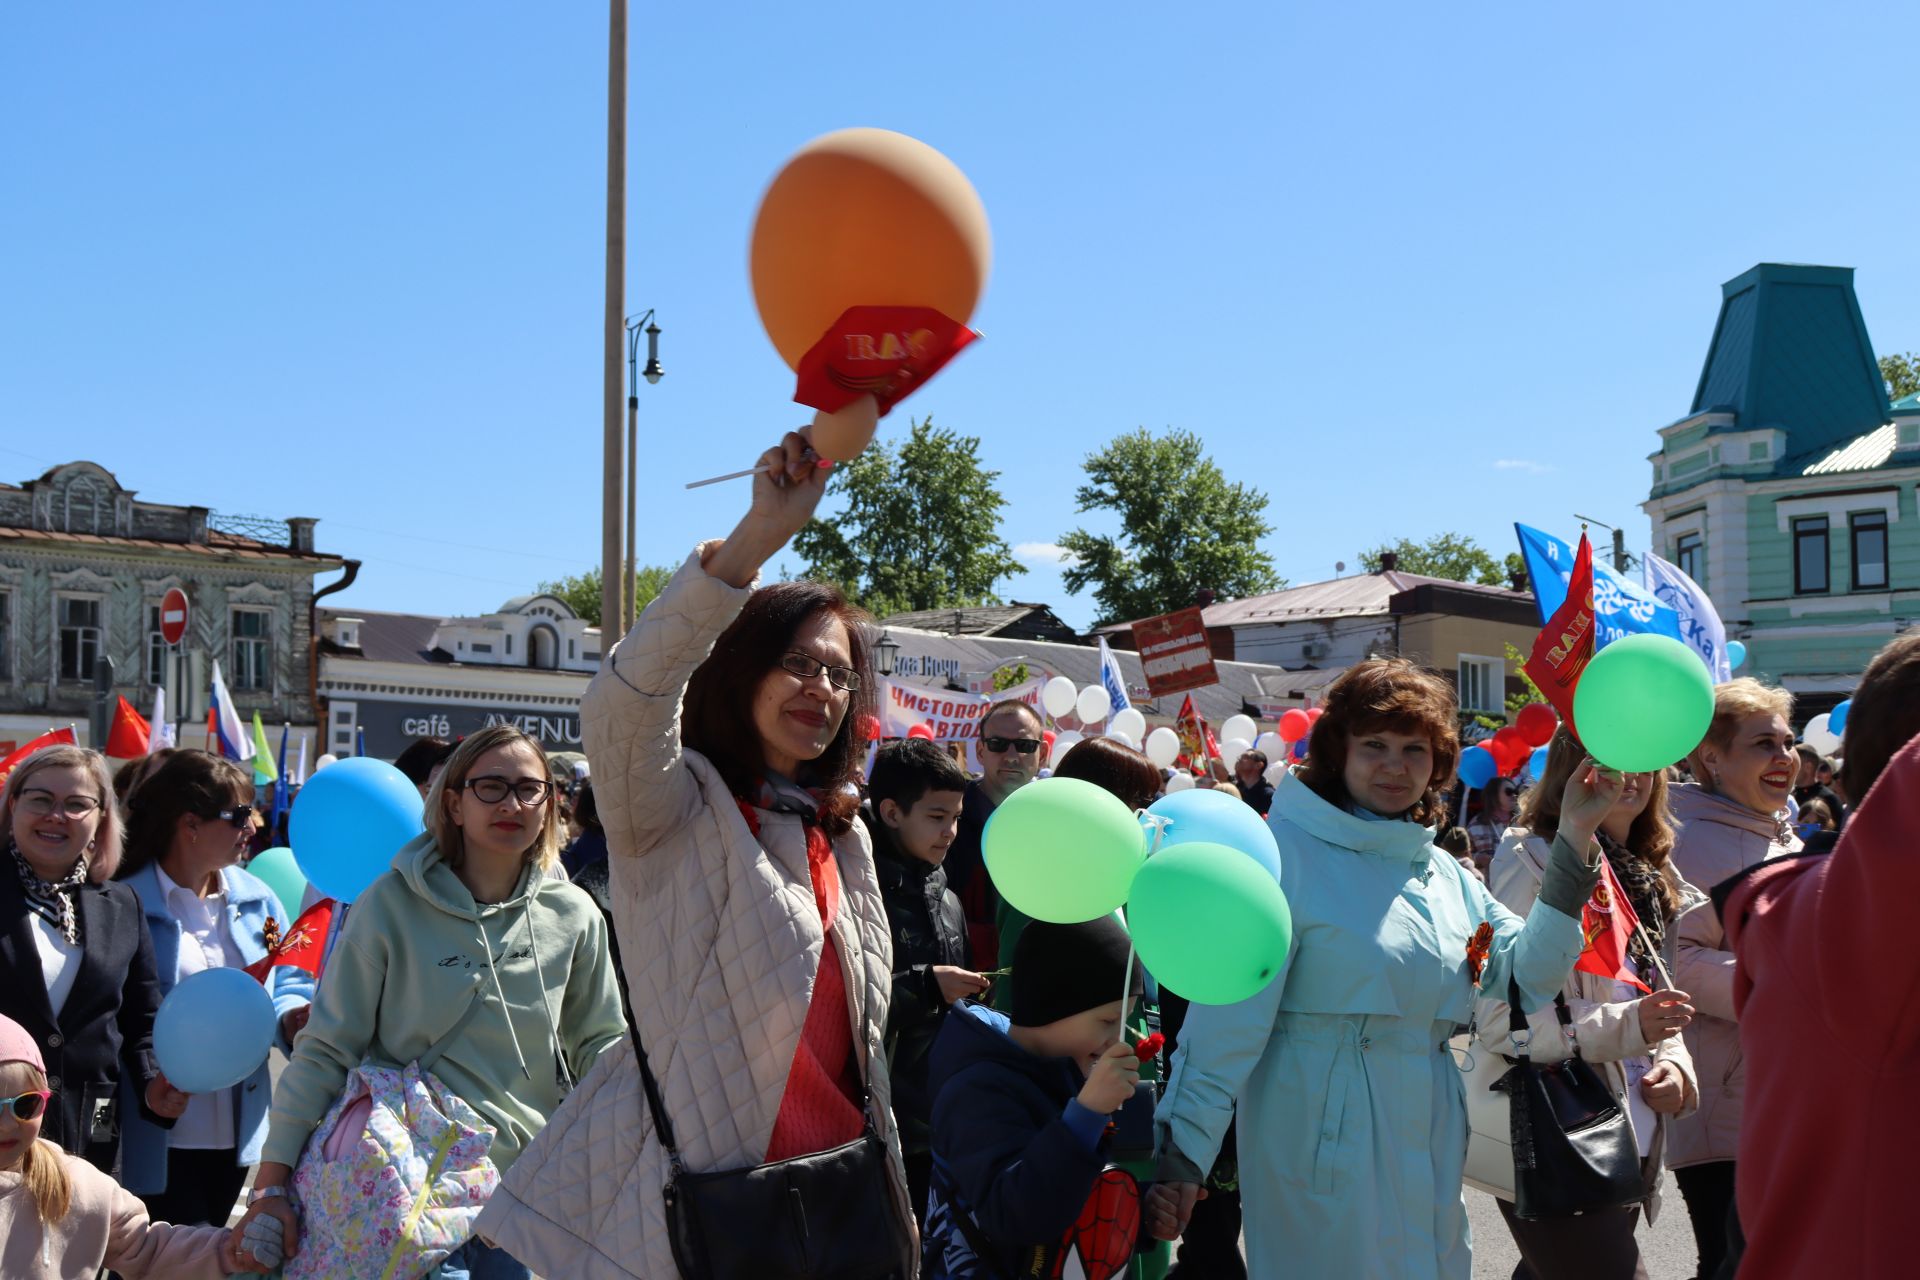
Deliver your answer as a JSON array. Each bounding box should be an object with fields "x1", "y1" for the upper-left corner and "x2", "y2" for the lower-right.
[
  {"x1": 27, "y1": 913, "x2": 82, "y2": 1016},
  {"x1": 155, "y1": 864, "x2": 245, "y2": 1151}
]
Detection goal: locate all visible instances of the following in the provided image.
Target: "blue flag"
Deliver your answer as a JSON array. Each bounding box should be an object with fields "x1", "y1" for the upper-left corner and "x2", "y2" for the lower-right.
[
  {"x1": 1097, "y1": 636, "x2": 1132, "y2": 713},
  {"x1": 355, "y1": 726, "x2": 367, "y2": 759},
  {"x1": 1514, "y1": 524, "x2": 1682, "y2": 648},
  {"x1": 271, "y1": 724, "x2": 290, "y2": 832}
]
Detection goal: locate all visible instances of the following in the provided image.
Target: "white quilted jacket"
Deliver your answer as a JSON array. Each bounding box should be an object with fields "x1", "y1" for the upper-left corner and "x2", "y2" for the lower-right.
[{"x1": 475, "y1": 547, "x2": 917, "y2": 1278}]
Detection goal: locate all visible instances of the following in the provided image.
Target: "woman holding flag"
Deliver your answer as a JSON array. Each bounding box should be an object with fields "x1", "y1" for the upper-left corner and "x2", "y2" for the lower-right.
[{"x1": 1476, "y1": 728, "x2": 1701, "y2": 1278}]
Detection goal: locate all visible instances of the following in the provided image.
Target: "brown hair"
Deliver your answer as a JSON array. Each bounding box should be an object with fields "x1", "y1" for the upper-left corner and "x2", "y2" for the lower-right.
[
  {"x1": 682, "y1": 580, "x2": 873, "y2": 836},
  {"x1": 113, "y1": 748, "x2": 174, "y2": 807},
  {"x1": 1297, "y1": 658, "x2": 1460, "y2": 825},
  {"x1": 2, "y1": 746, "x2": 123, "y2": 882},
  {"x1": 1798, "y1": 798, "x2": 1836, "y2": 831},
  {"x1": 1688, "y1": 678, "x2": 1794, "y2": 779},
  {"x1": 981, "y1": 697, "x2": 1043, "y2": 733},
  {"x1": 1837, "y1": 633, "x2": 1920, "y2": 801},
  {"x1": 117, "y1": 750, "x2": 252, "y2": 881},
  {"x1": 425, "y1": 725, "x2": 563, "y2": 872},
  {"x1": 1438, "y1": 826, "x2": 1472, "y2": 857},
  {"x1": 1054, "y1": 737, "x2": 1162, "y2": 811},
  {"x1": 8, "y1": 1063, "x2": 71, "y2": 1225},
  {"x1": 1516, "y1": 727, "x2": 1684, "y2": 921}
]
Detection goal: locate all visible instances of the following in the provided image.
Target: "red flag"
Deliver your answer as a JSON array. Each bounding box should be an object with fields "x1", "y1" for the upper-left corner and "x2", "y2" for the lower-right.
[
  {"x1": 1173, "y1": 694, "x2": 1222, "y2": 771},
  {"x1": 0, "y1": 728, "x2": 79, "y2": 789},
  {"x1": 104, "y1": 696, "x2": 151, "y2": 758},
  {"x1": 1523, "y1": 531, "x2": 1597, "y2": 735},
  {"x1": 246, "y1": 899, "x2": 335, "y2": 982},
  {"x1": 1573, "y1": 856, "x2": 1651, "y2": 993}
]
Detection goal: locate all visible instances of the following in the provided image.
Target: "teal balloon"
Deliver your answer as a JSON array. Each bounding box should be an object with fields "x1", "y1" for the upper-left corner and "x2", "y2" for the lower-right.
[
  {"x1": 985, "y1": 776, "x2": 1146, "y2": 923},
  {"x1": 1726, "y1": 639, "x2": 1748, "y2": 669},
  {"x1": 1572, "y1": 634, "x2": 1716, "y2": 772},
  {"x1": 153, "y1": 968, "x2": 277, "y2": 1093},
  {"x1": 1146, "y1": 787, "x2": 1281, "y2": 883},
  {"x1": 1127, "y1": 841, "x2": 1292, "y2": 1005},
  {"x1": 245, "y1": 847, "x2": 308, "y2": 917},
  {"x1": 1829, "y1": 699, "x2": 1851, "y2": 736},
  {"x1": 289, "y1": 757, "x2": 424, "y2": 903}
]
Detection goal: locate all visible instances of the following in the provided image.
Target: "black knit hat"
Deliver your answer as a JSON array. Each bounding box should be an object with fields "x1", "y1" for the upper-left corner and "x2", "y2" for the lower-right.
[{"x1": 1010, "y1": 915, "x2": 1144, "y2": 1028}]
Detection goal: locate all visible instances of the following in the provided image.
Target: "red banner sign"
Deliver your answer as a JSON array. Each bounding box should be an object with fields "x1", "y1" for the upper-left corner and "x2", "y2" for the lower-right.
[
  {"x1": 792, "y1": 304, "x2": 978, "y2": 417},
  {"x1": 1130, "y1": 607, "x2": 1219, "y2": 697}
]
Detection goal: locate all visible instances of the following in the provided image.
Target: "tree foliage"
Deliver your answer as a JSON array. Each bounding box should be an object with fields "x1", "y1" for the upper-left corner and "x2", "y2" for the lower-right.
[
  {"x1": 1360, "y1": 532, "x2": 1524, "y2": 588},
  {"x1": 1057, "y1": 427, "x2": 1280, "y2": 625},
  {"x1": 792, "y1": 416, "x2": 1023, "y2": 617},
  {"x1": 1882, "y1": 351, "x2": 1920, "y2": 401},
  {"x1": 535, "y1": 564, "x2": 673, "y2": 629}
]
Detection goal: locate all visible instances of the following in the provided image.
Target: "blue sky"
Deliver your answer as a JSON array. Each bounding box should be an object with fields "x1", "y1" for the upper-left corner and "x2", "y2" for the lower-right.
[{"x1": 5, "y1": 3, "x2": 1916, "y2": 630}]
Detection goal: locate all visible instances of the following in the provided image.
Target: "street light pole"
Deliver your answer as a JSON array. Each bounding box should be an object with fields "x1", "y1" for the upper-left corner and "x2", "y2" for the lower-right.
[
  {"x1": 624, "y1": 311, "x2": 664, "y2": 634},
  {"x1": 601, "y1": 0, "x2": 628, "y2": 643}
]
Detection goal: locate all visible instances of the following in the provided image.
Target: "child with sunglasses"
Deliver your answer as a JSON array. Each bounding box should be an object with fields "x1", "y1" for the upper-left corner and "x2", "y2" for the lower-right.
[{"x1": 0, "y1": 1012, "x2": 279, "y2": 1278}]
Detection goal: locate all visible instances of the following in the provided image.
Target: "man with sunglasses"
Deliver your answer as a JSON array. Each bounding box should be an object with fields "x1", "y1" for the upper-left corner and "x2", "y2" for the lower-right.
[{"x1": 943, "y1": 700, "x2": 1047, "y2": 971}]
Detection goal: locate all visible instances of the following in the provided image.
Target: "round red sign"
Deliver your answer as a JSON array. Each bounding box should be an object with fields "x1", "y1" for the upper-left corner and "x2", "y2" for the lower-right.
[{"x1": 159, "y1": 587, "x2": 190, "y2": 646}]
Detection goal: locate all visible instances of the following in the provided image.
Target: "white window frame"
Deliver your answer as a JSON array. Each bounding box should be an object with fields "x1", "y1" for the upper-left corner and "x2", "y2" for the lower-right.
[
  {"x1": 230, "y1": 606, "x2": 274, "y2": 692},
  {"x1": 1458, "y1": 653, "x2": 1504, "y2": 714}
]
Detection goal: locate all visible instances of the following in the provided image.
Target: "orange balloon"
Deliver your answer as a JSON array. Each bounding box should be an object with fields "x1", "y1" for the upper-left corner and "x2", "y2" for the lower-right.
[
  {"x1": 751, "y1": 128, "x2": 990, "y2": 370},
  {"x1": 810, "y1": 395, "x2": 880, "y2": 463}
]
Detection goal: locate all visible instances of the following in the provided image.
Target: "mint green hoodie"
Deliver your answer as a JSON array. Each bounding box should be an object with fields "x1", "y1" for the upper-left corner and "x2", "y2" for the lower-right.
[{"x1": 263, "y1": 834, "x2": 625, "y2": 1172}]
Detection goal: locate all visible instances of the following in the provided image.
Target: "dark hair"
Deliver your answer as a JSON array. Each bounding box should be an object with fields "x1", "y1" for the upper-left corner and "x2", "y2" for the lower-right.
[
  {"x1": 1239, "y1": 749, "x2": 1269, "y2": 770},
  {"x1": 118, "y1": 750, "x2": 254, "y2": 879},
  {"x1": 113, "y1": 748, "x2": 175, "y2": 806},
  {"x1": 1839, "y1": 633, "x2": 1920, "y2": 801},
  {"x1": 1793, "y1": 741, "x2": 1822, "y2": 768},
  {"x1": 1798, "y1": 797, "x2": 1836, "y2": 830},
  {"x1": 683, "y1": 580, "x2": 874, "y2": 836},
  {"x1": 981, "y1": 698, "x2": 1043, "y2": 733},
  {"x1": 573, "y1": 781, "x2": 601, "y2": 833},
  {"x1": 868, "y1": 739, "x2": 969, "y2": 814},
  {"x1": 1297, "y1": 658, "x2": 1460, "y2": 826},
  {"x1": 393, "y1": 736, "x2": 457, "y2": 787},
  {"x1": 1055, "y1": 737, "x2": 1162, "y2": 811},
  {"x1": 1438, "y1": 826, "x2": 1471, "y2": 857}
]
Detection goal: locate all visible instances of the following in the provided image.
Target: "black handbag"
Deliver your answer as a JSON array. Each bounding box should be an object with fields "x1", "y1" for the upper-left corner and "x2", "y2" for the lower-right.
[
  {"x1": 1492, "y1": 973, "x2": 1647, "y2": 1220},
  {"x1": 628, "y1": 990, "x2": 906, "y2": 1279}
]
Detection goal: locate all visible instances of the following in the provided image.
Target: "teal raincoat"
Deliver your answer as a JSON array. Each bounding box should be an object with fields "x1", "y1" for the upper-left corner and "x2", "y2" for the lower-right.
[{"x1": 1157, "y1": 775, "x2": 1598, "y2": 1279}]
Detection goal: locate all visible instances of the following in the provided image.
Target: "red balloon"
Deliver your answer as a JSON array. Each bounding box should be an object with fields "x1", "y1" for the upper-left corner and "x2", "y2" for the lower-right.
[
  {"x1": 906, "y1": 724, "x2": 935, "y2": 741},
  {"x1": 859, "y1": 713, "x2": 882, "y2": 742},
  {"x1": 1490, "y1": 727, "x2": 1527, "y2": 776},
  {"x1": 1279, "y1": 709, "x2": 1312, "y2": 742},
  {"x1": 1042, "y1": 730, "x2": 1057, "y2": 753},
  {"x1": 1305, "y1": 707, "x2": 1324, "y2": 725},
  {"x1": 1515, "y1": 703, "x2": 1558, "y2": 748}
]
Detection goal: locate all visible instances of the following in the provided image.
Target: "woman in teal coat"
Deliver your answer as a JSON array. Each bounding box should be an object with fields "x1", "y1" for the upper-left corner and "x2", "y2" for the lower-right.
[{"x1": 1150, "y1": 660, "x2": 1614, "y2": 1279}]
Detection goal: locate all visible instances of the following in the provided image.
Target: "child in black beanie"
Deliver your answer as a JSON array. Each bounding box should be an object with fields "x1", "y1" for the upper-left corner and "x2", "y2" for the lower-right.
[{"x1": 920, "y1": 915, "x2": 1148, "y2": 1279}]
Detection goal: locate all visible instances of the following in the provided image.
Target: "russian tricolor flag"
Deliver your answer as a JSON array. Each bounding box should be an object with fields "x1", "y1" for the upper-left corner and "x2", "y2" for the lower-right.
[{"x1": 207, "y1": 660, "x2": 255, "y2": 764}]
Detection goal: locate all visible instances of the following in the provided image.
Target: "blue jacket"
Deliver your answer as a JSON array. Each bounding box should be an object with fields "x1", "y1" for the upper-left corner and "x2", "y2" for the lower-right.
[
  {"x1": 1156, "y1": 774, "x2": 1597, "y2": 1280},
  {"x1": 923, "y1": 1001, "x2": 1113, "y2": 1279},
  {"x1": 120, "y1": 863, "x2": 313, "y2": 1193}
]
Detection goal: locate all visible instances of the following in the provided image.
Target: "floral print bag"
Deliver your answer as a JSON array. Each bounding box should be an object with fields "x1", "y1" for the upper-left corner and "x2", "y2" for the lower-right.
[{"x1": 285, "y1": 1060, "x2": 500, "y2": 1280}]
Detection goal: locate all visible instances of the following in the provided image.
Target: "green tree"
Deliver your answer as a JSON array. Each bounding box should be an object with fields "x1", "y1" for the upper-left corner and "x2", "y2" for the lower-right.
[
  {"x1": 792, "y1": 416, "x2": 1023, "y2": 617},
  {"x1": 1882, "y1": 351, "x2": 1920, "y2": 400},
  {"x1": 1058, "y1": 427, "x2": 1280, "y2": 624},
  {"x1": 535, "y1": 564, "x2": 673, "y2": 628},
  {"x1": 1360, "y1": 532, "x2": 1523, "y2": 588}
]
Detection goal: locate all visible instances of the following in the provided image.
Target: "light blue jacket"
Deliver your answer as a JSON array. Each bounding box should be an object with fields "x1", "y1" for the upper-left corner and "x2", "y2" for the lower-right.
[
  {"x1": 1157, "y1": 774, "x2": 1597, "y2": 1280},
  {"x1": 120, "y1": 862, "x2": 314, "y2": 1194}
]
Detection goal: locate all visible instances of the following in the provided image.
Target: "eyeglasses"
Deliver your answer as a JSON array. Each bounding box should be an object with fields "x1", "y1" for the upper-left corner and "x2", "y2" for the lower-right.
[
  {"x1": 210, "y1": 805, "x2": 255, "y2": 829},
  {"x1": 465, "y1": 777, "x2": 553, "y2": 807},
  {"x1": 1, "y1": 1089, "x2": 51, "y2": 1122},
  {"x1": 779, "y1": 651, "x2": 861, "y2": 692},
  {"x1": 17, "y1": 792, "x2": 103, "y2": 819},
  {"x1": 981, "y1": 736, "x2": 1042, "y2": 756}
]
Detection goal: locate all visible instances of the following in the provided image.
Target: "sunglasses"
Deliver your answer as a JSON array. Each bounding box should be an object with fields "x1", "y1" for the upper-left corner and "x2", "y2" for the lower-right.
[
  {"x1": 206, "y1": 805, "x2": 255, "y2": 829},
  {"x1": 981, "y1": 736, "x2": 1042, "y2": 755},
  {"x1": 1, "y1": 1089, "x2": 51, "y2": 1122}
]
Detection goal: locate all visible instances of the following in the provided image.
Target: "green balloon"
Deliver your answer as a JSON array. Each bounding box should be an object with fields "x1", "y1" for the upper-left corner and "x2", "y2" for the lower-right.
[
  {"x1": 984, "y1": 777, "x2": 1146, "y2": 923},
  {"x1": 1572, "y1": 634, "x2": 1716, "y2": 772},
  {"x1": 246, "y1": 846, "x2": 309, "y2": 918},
  {"x1": 1127, "y1": 841, "x2": 1292, "y2": 1006}
]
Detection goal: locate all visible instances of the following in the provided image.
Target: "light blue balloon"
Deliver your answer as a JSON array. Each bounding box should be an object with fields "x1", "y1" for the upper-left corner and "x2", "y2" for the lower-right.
[
  {"x1": 1459, "y1": 745, "x2": 1497, "y2": 790},
  {"x1": 1829, "y1": 698, "x2": 1851, "y2": 737},
  {"x1": 1726, "y1": 640, "x2": 1748, "y2": 669},
  {"x1": 153, "y1": 969, "x2": 276, "y2": 1093},
  {"x1": 1146, "y1": 787, "x2": 1282, "y2": 884},
  {"x1": 290, "y1": 757, "x2": 424, "y2": 903},
  {"x1": 1528, "y1": 745, "x2": 1550, "y2": 780}
]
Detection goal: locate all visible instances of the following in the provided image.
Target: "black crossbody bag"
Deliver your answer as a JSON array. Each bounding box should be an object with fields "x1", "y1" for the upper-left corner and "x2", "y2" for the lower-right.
[
  {"x1": 1492, "y1": 973, "x2": 1647, "y2": 1220},
  {"x1": 628, "y1": 965, "x2": 907, "y2": 1279}
]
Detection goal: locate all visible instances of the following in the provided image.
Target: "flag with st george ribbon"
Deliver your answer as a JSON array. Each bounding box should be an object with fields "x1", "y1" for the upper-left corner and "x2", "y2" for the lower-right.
[{"x1": 1515, "y1": 523, "x2": 1682, "y2": 648}]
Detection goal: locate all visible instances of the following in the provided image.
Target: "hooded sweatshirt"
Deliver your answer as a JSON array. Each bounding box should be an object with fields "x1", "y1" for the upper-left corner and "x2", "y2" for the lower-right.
[{"x1": 262, "y1": 834, "x2": 626, "y2": 1172}]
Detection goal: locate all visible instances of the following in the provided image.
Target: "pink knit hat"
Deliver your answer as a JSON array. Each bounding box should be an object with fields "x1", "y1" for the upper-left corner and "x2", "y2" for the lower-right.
[{"x1": 0, "y1": 1013, "x2": 46, "y2": 1073}]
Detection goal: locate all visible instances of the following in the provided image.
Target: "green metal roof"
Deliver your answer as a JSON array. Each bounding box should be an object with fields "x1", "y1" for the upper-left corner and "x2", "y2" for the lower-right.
[
  {"x1": 1688, "y1": 264, "x2": 1893, "y2": 456},
  {"x1": 1893, "y1": 389, "x2": 1920, "y2": 412}
]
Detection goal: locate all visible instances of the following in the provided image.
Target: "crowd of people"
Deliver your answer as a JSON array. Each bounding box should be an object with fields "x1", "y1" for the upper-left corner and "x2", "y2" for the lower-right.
[{"x1": 1, "y1": 427, "x2": 1914, "y2": 1279}]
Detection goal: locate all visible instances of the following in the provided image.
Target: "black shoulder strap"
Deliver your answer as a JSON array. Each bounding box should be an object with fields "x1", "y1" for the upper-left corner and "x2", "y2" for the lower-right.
[
  {"x1": 626, "y1": 1019, "x2": 683, "y2": 1166},
  {"x1": 946, "y1": 1195, "x2": 1022, "y2": 1280},
  {"x1": 1507, "y1": 973, "x2": 1581, "y2": 1064}
]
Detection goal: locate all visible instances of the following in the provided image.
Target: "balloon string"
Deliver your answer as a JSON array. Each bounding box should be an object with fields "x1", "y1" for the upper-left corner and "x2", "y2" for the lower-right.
[{"x1": 1122, "y1": 813, "x2": 1172, "y2": 1022}]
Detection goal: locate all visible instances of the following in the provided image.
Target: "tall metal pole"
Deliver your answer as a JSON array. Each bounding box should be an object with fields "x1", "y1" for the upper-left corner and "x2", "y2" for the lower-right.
[{"x1": 600, "y1": 0, "x2": 628, "y2": 642}]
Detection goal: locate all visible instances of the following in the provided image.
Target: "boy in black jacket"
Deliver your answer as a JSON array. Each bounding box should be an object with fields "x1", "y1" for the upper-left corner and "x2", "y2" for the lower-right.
[
  {"x1": 863, "y1": 739, "x2": 990, "y2": 1225},
  {"x1": 922, "y1": 916, "x2": 1148, "y2": 1280}
]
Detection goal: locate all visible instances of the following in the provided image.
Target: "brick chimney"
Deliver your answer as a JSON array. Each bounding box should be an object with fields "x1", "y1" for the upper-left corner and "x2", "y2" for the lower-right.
[{"x1": 1379, "y1": 551, "x2": 1399, "y2": 572}]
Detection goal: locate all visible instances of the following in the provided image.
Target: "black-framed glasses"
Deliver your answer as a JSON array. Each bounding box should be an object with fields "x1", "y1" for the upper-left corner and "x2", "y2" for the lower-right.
[
  {"x1": 981, "y1": 736, "x2": 1042, "y2": 756},
  {"x1": 212, "y1": 805, "x2": 255, "y2": 829},
  {"x1": 465, "y1": 776, "x2": 553, "y2": 807},
  {"x1": 18, "y1": 792, "x2": 103, "y2": 819},
  {"x1": 779, "y1": 650, "x2": 862, "y2": 692},
  {"x1": 1, "y1": 1089, "x2": 51, "y2": 1121}
]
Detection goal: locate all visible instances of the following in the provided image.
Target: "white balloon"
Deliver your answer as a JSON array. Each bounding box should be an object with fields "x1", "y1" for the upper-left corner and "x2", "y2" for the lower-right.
[
  {"x1": 1253, "y1": 731, "x2": 1283, "y2": 758},
  {"x1": 1265, "y1": 761, "x2": 1287, "y2": 786},
  {"x1": 1048, "y1": 730, "x2": 1084, "y2": 768},
  {"x1": 1076, "y1": 684, "x2": 1112, "y2": 725},
  {"x1": 1219, "y1": 736, "x2": 1252, "y2": 768},
  {"x1": 1108, "y1": 731, "x2": 1139, "y2": 751},
  {"x1": 1163, "y1": 770, "x2": 1195, "y2": 793},
  {"x1": 1802, "y1": 713, "x2": 1841, "y2": 755},
  {"x1": 1221, "y1": 715, "x2": 1258, "y2": 747},
  {"x1": 1144, "y1": 727, "x2": 1182, "y2": 768},
  {"x1": 313, "y1": 753, "x2": 339, "y2": 772},
  {"x1": 1041, "y1": 676, "x2": 1079, "y2": 720},
  {"x1": 1111, "y1": 707, "x2": 1147, "y2": 742}
]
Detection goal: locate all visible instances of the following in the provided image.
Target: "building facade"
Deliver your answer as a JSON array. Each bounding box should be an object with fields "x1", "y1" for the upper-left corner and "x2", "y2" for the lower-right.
[
  {"x1": 1642, "y1": 264, "x2": 1920, "y2": 715},
  {"x1": 0, "y1": 461, "x2": 346, "y2": 755}
]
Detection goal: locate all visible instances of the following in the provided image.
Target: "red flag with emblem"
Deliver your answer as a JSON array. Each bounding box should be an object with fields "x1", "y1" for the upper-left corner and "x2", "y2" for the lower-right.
[
  {"x1": 1523, "y1": 531, "x2": 1597, "y2": 735},
  {"x1": 1574, "y1": 855, "x2": 1651, "y2": 993},
  {"x1": 0, "y1": 728, "x2": 79, "y2": 789},
  {"x1": 246, "y1": 899, "x2": 335, "y2": 982},
  {"x1": 104, "y1": 697, "x2": 151, "y2": 758}
]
